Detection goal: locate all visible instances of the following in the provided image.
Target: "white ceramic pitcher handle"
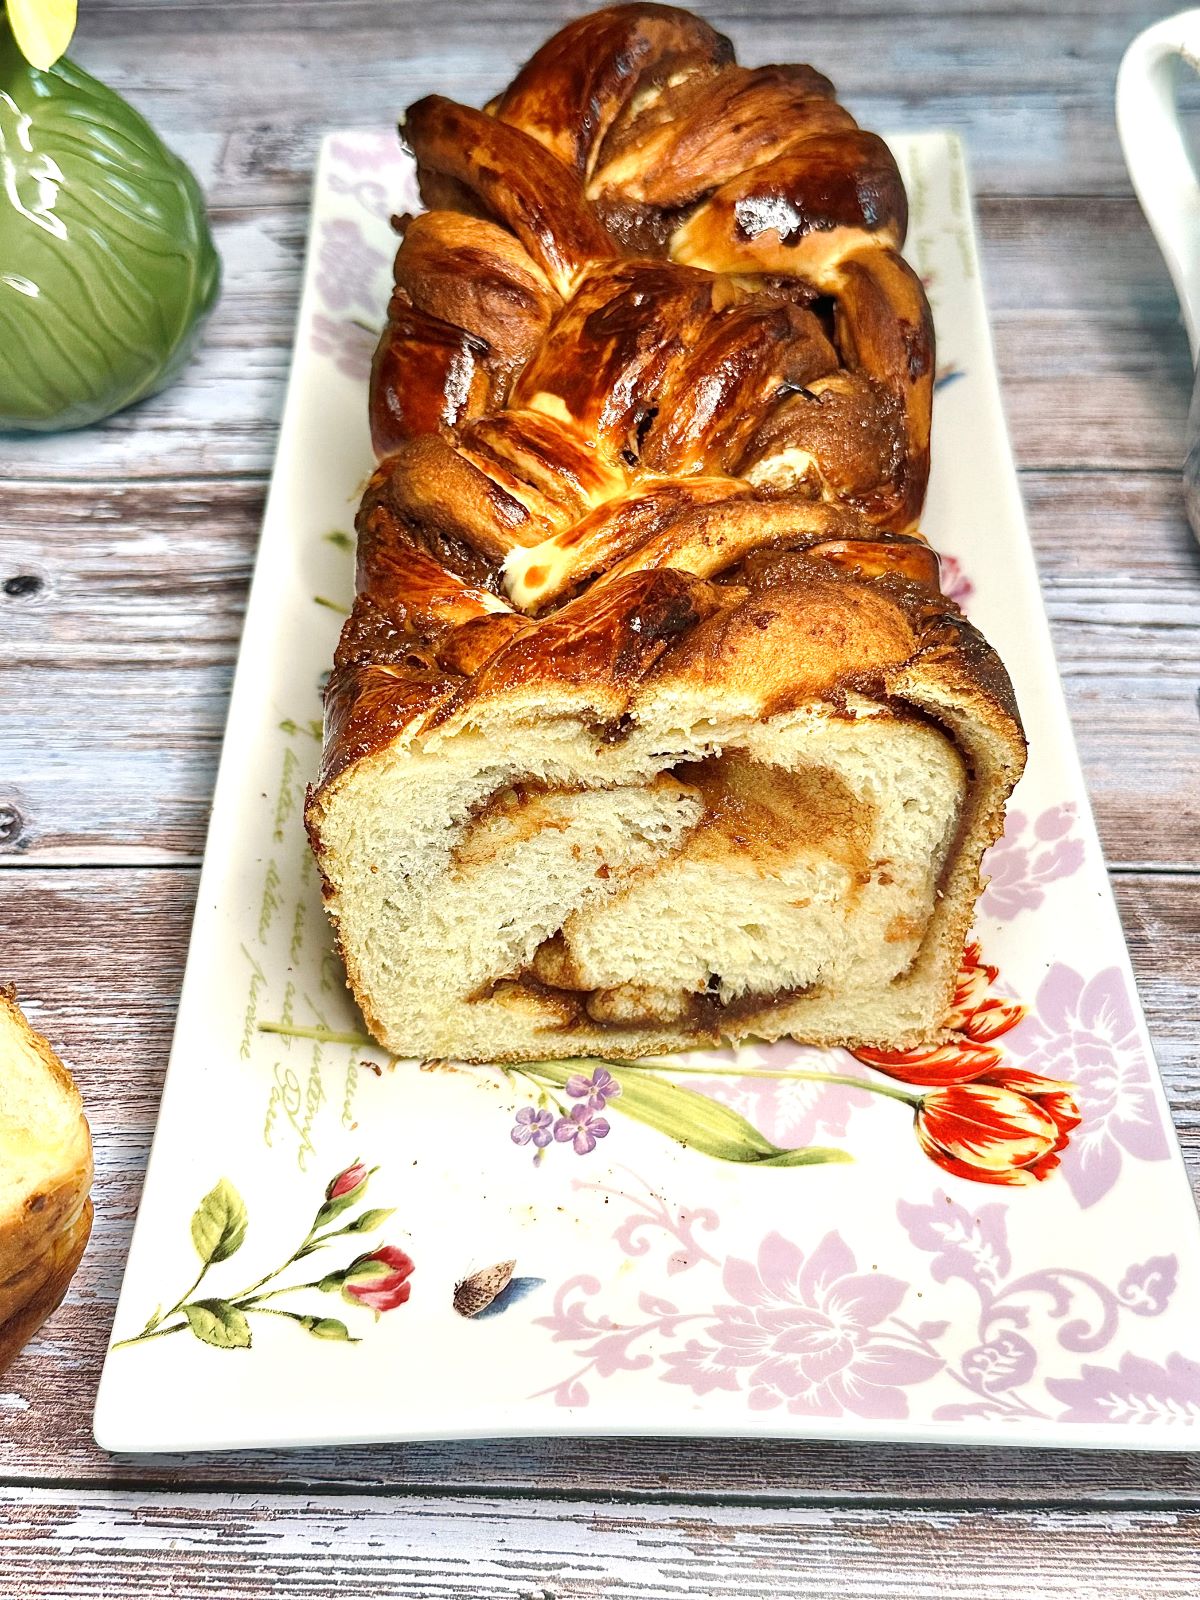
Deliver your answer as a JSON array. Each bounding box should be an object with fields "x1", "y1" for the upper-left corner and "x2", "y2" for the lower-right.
[{"x1": 1118, "y1": 11, "x2": 1200, "y2": 361}]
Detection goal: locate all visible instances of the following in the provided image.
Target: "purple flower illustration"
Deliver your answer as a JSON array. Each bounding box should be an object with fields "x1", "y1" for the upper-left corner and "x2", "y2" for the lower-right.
[
  {"x1": 511, "y1": 1106, "x2": 554, "y2": 1149},
  {"x1": 315, "y1": 218, "x2": 389, "y2": 315},
  {"x1": 554, "y1": 1104, "x2": 611, "y2": 1155},
  {"x1": 310, "y1": 313, "x2": 377, "y2": 381},
  {"x1": 1011, "y1": 965, "x2": 1169, "y2": 1207},
  {"x1": 661, "y1": 1231, "x2": 941, "y2": 1418},
  {"x1": 980, "y1": 804, "x2": 1085, "y2": 920},
  {"x1": 1046, "y1": 1352, "x2": 1200, "y2": 1425},
  {"x1": 327, "y1": 136, "x2": 418, "y2": 222},
  {"x1": 534, "y1": 1181, "x2": 1193, "y2": 1432},
  {"x1": 566, "y1": 1067, "x2": 622, "y2": 1110}
]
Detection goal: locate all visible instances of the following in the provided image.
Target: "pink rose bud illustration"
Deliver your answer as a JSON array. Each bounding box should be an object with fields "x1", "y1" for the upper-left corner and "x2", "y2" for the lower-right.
[
  {"x1": 327, "y1": 1161, "x2": 368, "y2": 1201},
  {"x1": 338, "y1": 1246, "x2": 415, "y2": 1314},
  {"x1": 313, "y1": 1160, "x2": 374, "y2": 1229}
]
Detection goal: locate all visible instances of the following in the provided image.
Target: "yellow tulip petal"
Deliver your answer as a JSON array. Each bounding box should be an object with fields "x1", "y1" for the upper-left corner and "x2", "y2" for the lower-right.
[{"x1": 7, "y1": 0, "x2": 78, "y2": 71}]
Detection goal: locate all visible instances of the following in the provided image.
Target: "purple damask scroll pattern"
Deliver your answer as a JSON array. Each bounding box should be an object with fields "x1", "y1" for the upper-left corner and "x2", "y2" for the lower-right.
[
  {"x1": 310, "y1": 313, "x2": 378, "y2": 382},
  {"x1": 532, "y1": 1177, "x2": 1200, "y2": 1429},
  {"x1": 315, "y1": 218, "x2": 389, "y2": 315},
  {"x1": 310, "y1": 134, "x2": 420, "y2": 377},
  {"x1": 327, "y1": 132, "x2": 419, "y2": 219},
  {"x1": 979, "y1": 804, "x2": 1084, "y2": 920},
  {"x1": 1046, "y1": 1353, "x2": 1200, "y2": 1424},
  {"x1": 657, "y1": 1230, "x2": 943, "y2": 1419},
  {"x1": 1009, "y1": 964, "x2": 1170, "y2": 1208},
  {"x1": 309, "y1": 215, "x2": 389, "y2": 379},
  {"x1": 895, "y1": 1190, "x2": 1187, "y2": 1422}
]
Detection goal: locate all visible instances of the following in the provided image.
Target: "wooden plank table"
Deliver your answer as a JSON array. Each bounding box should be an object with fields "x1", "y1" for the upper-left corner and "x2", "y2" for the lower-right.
[{"x1": 2, "y1": 0, "x2": 1199, "y2": 1591}]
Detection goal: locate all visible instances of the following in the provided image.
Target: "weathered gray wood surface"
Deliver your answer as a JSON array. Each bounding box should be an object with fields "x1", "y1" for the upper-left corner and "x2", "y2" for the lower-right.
[
  {"x1": 1, "y1": 0, "x2": 1199, "y2": 1592},
  {"x1": 4, "y1": 1489, "x2": 1200, "y2": 1598}
]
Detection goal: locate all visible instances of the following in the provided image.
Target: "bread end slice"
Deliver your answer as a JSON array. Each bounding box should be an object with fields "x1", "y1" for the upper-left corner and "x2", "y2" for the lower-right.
[
  {"x1": 0, "y1": 989, "x2": 93, "y2": 1366},
  {"x1": 0, "y1": 1200, "x2": 93, "y2": 1378}
]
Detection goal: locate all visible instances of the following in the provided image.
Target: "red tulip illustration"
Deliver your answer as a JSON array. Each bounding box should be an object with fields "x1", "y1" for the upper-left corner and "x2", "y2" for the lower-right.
[
  {"x1": 854, "y1": 1039, "x2": 1004, "y2": 1086},
  {"x1": 915, "y1": 1071, "x2": 1081, "y2": 1187}
]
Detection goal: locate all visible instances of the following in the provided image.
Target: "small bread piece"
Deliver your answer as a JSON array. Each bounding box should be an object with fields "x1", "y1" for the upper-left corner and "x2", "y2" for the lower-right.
[
  {"x1": 0, "y1": 1201, "x2": 92, "y2": 1377},
  {"x1": 0, "y1": 990, "x2": 93, "y2": 1366},
  {"x1": 0, "y1": 1190, "x2": 93, "y2": 1327}
]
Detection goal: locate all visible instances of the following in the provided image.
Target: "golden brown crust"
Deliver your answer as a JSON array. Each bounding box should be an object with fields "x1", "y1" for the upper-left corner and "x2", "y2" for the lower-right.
[
  {"x1": 493, "y1": 3, "x2": 734, "y2": 178},
  {"x1": 0, "y1": 986, "x2": 82, "y2": 1110},
  {"x1": 589, "y1": 64, "x2": 847, "y2": 207},
  {"x1": 316, "y1": 1, "x2": 997, "y2": 803},
  {"x1": 0, "y1": 1195, "x2": 91, "y2": 1328},
  {"x1": 403, "y1": 96, "x2": 617, "y2": 295}
]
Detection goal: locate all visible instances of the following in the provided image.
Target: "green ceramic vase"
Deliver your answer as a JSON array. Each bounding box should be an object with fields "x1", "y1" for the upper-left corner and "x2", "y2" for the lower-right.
[{"x1": 0, "y1": 17, "x2": 220, "y2": 431}]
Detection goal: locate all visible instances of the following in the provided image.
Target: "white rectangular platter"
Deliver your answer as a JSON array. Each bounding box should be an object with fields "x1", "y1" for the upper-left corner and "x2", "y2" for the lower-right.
[{"x1": 94, "y1": 130, "x2": 1200, "y2": 1452}]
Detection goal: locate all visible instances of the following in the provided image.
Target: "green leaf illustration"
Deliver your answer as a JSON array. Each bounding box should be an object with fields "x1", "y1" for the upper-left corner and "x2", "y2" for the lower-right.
[
  {"x1": 190, "y1": 1178, "x2": 249, "y2": 1264},
  {"x1": 181, "y1": 1299, "x2": 252, "y2": 1350},
  {"x1": 530, "y1": 1061, "x2": 852, "y2": 1168},
  {"x1": 345, "y1": 1207, "x2": 395, "y2": 1233},
  {"x1": 299, "y1": 1316, "x2": 358, "y2": 1342},
  {"x1": 278, "y1": 718, "x2": 323, "y2": 740}
]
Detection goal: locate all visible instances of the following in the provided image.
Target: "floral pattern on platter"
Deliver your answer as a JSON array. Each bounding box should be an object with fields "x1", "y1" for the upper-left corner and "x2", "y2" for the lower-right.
[
  {"x1": 1046, "y1": 1353, "x2": 1200, "y2": 1425},
  {"x1": 980, "y1": 804, "x2": 1085, "y2": 920},
  {"x1": 310, "y1": 141, "x2": 417, "y2": 374},
  {"x1": 1009, "y1": 964, "x2": 1171, "y2": 1209},
  {"x1": 497, "y1": 944, "x2": 1084, "y2": 1191},
  {"x1": 938, "y1": 552, "x2": 973, "y2": 609},
  {"x1": 534, "y1": 1176, "x2": 1200, "y2": 1426},
  {"x1": 897, "y1": 1190, "x2": 1194, "y2": 1423},
  {"x1": 684, "y1": 1039, "x2": 876, "y2": 1152},
  {"x1": 315, "y1": 218, "x2": 389, "y2": 317},
  {"x1": 310, "y1": 312, "x2": 378, "y2": 382},
  {"x1": 659, "y1": 1231, "x2": 942, "y2": 1418},
  {"x1": 327, "y1": 133, "x2": 419, "y2": 220},
  {"x1": 110, "y1": 1162, "x2": 412, "y2": 1352}
]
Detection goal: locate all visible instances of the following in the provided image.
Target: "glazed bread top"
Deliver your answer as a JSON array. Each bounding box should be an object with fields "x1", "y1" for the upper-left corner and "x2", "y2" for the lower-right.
[{"x1": 310, "y1": 5, "x2": 1021, "y2": 812}]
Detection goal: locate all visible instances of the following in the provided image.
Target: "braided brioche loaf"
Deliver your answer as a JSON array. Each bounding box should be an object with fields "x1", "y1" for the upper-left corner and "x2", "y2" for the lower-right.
[{"x1": 306, "y1": 3, "x2": 1026, "y2": 1062}]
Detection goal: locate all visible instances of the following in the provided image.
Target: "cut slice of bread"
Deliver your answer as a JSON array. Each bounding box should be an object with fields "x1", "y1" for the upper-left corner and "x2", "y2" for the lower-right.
[
  {"x1": 309, "y1": 570, "x2": 1025, "y2": 1061},
  {"x1": 0, "y1": 989, "x2": 93, "y2": 1365}
]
